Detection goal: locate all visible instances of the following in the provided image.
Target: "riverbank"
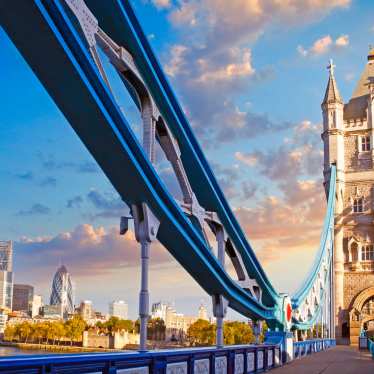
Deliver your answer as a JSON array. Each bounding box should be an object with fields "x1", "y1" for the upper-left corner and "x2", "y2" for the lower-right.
[{"x1": 0, "y1": 341, "x2": 126, "y2": 353}]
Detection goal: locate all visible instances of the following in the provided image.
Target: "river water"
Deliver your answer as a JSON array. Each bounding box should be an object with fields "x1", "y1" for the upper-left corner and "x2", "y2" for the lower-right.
[{"x1": 0, "y1": 346, "x2": 83, "y2": 356}]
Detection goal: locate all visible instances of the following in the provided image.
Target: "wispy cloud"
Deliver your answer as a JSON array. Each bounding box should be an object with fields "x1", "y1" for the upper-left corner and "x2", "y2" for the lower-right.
[
  {"x1": 17, "y1": 203, "x2": 51, "y2": 216},
  {"x1": 15, "y1": 224, "x2": 172, "y2": 276},
  {"x1": 297, "y1": 34, "x2": 349, "y2": 57}
]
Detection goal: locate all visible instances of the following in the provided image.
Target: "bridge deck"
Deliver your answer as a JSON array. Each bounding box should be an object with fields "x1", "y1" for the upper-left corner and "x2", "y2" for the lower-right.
[{"x1": 273, "y1": 346, "x2": 374, "y2": 373}]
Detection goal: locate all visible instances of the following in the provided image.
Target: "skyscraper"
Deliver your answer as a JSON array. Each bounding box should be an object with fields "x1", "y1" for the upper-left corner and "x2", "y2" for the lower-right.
[
  {"x1": 109, "y1": 300, "x2": 128, "y2": 319},
  {"x1": 50, "y1": 265, "x2": 74, "y2": 318},
  {"x1": 12, "y1": 284, "x2": 34, "y2": 313},
  {"x1": 0, "y1": 241, "x2": 13, "y2": 311},
  {"x1": 79, "y1": 300, "x2": 93, "y2": 321},
  {"x1": 31, "y1": 294, "x2": 43, "y2": 317}
]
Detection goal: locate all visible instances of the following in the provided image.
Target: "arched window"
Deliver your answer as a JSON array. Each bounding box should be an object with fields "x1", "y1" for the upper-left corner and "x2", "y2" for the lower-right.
[
  {"x1": 362, "y1": 245, "x2": 374, "y2": 261},
  {"x1": 352, "y1": 197, "x2": 364, "y2": 213},
  {"x1": 351, "y1": 242, "x2": 358, "y2": 262}
]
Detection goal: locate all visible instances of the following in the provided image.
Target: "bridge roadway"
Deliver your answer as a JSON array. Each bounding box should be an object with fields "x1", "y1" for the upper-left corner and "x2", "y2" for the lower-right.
[{"x1": 274, "y1": 346, "x2": 374, "y2": 373}]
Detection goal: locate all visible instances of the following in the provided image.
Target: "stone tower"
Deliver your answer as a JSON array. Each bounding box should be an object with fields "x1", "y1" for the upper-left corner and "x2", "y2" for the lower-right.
[{"x1": 322, "y1": 51, "x2": 374, "y2": 345}]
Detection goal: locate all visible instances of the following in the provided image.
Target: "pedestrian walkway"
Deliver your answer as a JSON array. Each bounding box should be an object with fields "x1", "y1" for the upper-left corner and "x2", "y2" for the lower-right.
[{"x1": 272, "y1": 346, "x2": 374, "y2": 374}]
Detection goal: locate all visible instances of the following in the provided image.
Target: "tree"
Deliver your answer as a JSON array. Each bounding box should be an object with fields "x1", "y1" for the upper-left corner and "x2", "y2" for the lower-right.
[
  {"x1": 187, "y1": 319, "x2": 215, "y2": 346},
  {"x1": 147, "y1": 318, "x2": 166, "y2": 341},
  {"x1": 224, "y1": 321, "x2": 254, "y2": 345},
  {"x1": 32, "y1": 323, "x2": 45, "y2": 344},
  {"x1": 18, "y1": 322, "x2": 33, "y2": 343},
  {"x1": 65, "y1": 315, "x2": 86, "y2": 345},
  {"x1": 4, "y1": 325, "x2": 16, "y2": 342},
  {"x1": 103, "y1": 317, "x2": 134, "y2": 334}
]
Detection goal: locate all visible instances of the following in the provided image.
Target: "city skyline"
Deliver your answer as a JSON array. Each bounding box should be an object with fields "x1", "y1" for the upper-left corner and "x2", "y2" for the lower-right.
[{"x1": 1, "y1": 0, "x2": 374, "y2": 319}]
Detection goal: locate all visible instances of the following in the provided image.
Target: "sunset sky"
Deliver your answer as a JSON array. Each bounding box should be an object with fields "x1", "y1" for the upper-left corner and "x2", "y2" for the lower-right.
[{"x1": 0, "y1": 0, "x2": 373, "y2": 319}]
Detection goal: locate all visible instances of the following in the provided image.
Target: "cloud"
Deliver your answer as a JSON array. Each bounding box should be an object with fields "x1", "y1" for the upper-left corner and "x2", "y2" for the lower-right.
[
  {"x1": 14, "y1": 224, "x2": 172, "y2": 277},
  {"x1": 195, "y1": 48, "x2": 255, "y2": 83},
  {"x1": 297, "y1": 34, "x2": 349, "y2": 57},
  {"x1": 234, "y1": 152, "x2": 258, "y2": 166},
  {"x1": 335, "y1": 34, "x2": 349, "y2": 47},
  {"x1": 39, "y1": 176, "x2": 57, "y2": 187},
  {"x1": 232, "y1": 120, "x2": 325, "y2": 266},
  {"x1": 151, "y1": 0, "x2": 171, "y2": 9},
  {"x1": 38, "y1": 153, "x2": 99, "y2": 174},
  {"x1": 17, "y1": 203, "x2": 51, "y2": 216},
  {"x1": 241, "y1": 181, "x2": 258, "y2": 201},
  {"x1": 86, "y1": 189, "x2": 127, "y2": 219},
  {"x1": 66, "y1": 195, "x2": 84, "y2": 208},
  {"x1": 15, "y1": 172, "x2": 34, "y2": 181},
  {"x1": 159, "y1": 0, "x2": 348, "y2": 145}
]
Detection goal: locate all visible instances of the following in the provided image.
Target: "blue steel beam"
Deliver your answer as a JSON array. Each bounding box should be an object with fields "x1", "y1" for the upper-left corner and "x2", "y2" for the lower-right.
[
  {"x1": 85, "y1": 0, "x2": 281, "y2": 308},
  {"x1": 0, "y1": 0, "x2": 279, "y2": 324},
  {"x1": 291, "y1": 165, "x2": 336, "y2": 329}
]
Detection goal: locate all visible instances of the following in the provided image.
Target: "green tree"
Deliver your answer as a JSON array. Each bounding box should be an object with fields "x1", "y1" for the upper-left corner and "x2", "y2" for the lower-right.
[
  {"x1": 187, "y1": 319, "x2": 215, "y2": 346},
  {"x1": 224, "y1": 321, "x2": 254, "y2": 345},
  {"x1": 4, "y1": 325, "x2": 16, "y2": 342},
  {"x1": 147, "y1": 318, "x2": 166, "y2": 341},
  {"x1": 32, "y1": 323, "x2": 45, "y2": 344},
  {"x1": 54, "y1": 321, "x2": 66, "y2": 345},
  {"x1": 18, "y1": 322, "x2": 33, "y2": 343},
  {"x1": 65, "y1": 315, "x2": 86, "y2": 345}
]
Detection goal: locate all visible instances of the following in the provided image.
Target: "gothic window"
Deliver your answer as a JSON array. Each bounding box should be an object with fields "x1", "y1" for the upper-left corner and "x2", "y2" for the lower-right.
[
  {"x1": 351, "y1": 242, "x2": 358, "y2": 262},
  {"x1": 361, "y1": 136, "x2": 371, "y2": 152},
  {"x1": 352, "y1": 197, "x2": 364, "y2": 213},
  {"x1": 362, "y1": 245, "x2": 374, "y2": 261}
]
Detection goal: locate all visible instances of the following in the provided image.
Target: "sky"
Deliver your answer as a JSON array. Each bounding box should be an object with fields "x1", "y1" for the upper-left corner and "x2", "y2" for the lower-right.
[{"x1": 0, "y1": 0, "x2": 373, "y2": 319}]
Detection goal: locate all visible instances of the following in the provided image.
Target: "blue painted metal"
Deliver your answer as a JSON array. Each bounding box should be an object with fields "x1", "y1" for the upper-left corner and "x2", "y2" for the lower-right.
[
  {"x1": 293, "y1": 339, "x2": 336, "y2": 359},
  {"x1": 0, "y1": 0, "x2": 280, "y2": 326},
  {"x1": 291, "y1": 166, "x2": 336, "y2": 330},
  {"x1": 84, "y1": 0, "x2": 281, "y2": 310},
  {"x1": 0, "y1": 344, "x2": 281, "y2": 373},
  {"x1": 0, "y1": 0, "x2": 337, "y2": 332}
]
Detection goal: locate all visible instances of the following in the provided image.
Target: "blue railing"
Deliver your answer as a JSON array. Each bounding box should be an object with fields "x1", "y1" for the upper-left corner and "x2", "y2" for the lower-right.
[
  {"x1": 293, "y1": 339, "x2": 336, "y2": 359},
  {"x1": 0, "y1": 344, "x2": 281, "y2": 373}
]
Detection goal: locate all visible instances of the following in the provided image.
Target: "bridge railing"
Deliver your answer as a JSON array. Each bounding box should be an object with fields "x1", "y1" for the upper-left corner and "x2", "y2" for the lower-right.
[
  {"x1": 293, "y1": 339, "x2": 336, "y2": 359},
  {"x1": 0, "y1": 344, "x2": 281, "y2": 374}
]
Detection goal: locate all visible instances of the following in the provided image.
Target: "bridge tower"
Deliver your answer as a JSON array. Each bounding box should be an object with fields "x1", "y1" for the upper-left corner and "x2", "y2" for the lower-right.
[{"x1": 322, "y1": 50, "x2": 374, "y2": 345}]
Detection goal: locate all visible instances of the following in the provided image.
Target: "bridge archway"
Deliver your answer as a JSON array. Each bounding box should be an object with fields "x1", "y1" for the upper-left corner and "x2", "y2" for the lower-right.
[{"x1": 349, "y1": 286, "x2": 374, "y2": 345}]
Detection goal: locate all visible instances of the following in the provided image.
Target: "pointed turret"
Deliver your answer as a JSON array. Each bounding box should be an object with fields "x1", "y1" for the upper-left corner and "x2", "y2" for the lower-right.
[
  {"x1": 321, "y1": 59, "x2": 344, "y2": 196},
  {"x1": 322, "y1": 59, "x2": 343, "y2": 105}
]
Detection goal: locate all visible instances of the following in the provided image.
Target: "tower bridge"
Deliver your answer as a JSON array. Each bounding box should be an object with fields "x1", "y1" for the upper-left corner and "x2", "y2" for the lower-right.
[{"x1": 0, "y1": 0, "x2": 373, "y2": 372}]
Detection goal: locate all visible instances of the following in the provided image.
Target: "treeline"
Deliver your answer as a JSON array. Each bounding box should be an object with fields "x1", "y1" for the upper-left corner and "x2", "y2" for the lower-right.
[
  {"x1": 187, "y1": 319, "x2": 267, "y2": 346},
  {"x1": 4, "y1": 316, "x2": 166, "y2": 346},
  {"x1": 4, "y1": 315, "x2": 86, "y2": 345}
]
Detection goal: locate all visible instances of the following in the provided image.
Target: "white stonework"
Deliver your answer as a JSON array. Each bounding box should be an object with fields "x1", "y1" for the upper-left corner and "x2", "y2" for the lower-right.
[
  {"x1": 166, "y1": 362, "x2": 188, "y2": 374},
  {"x1": 214, "y1": 356, "x2": 227, "y2": 374},
  {"x1": 117, "y1": 367, "x2": 148, "y2": 374},
  {"x1": 267, "y1": 349, "x2": 273, "y2": 367},
  {"x1": 257, "y1": 351, "x2": 264, "y2": 370},
  {"x1": 234, "y1": 354, "x2": 244, "y2": 374},
  {"x1": 194, "y1": 359, "x2": 210, "y2": 374},
  {"x1": 247, "y1": 352, "x2": 255, "y2": 372},
  {"x1": 322, "y1": 51, "x2": 374, "y2": 345}
]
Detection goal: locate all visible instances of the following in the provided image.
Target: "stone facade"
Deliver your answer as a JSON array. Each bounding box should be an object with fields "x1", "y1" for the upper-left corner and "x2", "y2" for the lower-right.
[{"x1": 322, "y1": 52, "x2": 374, "y2": 345}]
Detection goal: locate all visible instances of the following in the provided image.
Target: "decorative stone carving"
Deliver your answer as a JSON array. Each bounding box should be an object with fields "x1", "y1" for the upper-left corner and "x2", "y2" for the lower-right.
[
  {"x1": 257, "y1": 351, "x2": 264, "y2": 370},
  {"x1": 247, "y1": 352, "x2": 255, "y2": 372},
  {"x1": 214, "y1": 356, "x2": 227, "y2": 374},
  {"x1": 234, "y1": 354, "x2": 244, "y2": 374},
  {"x1": 166, "y1": 362, "x2": 188, "y2": 374},
  {"x1": 117, "y1": 367, "x2": 149, "y2": 374},
  {"x1": 194, "y1": 359, "x2": 210, "y2": 374},
  {"x1": 267, "y1": 350, "x2": 273, "y2": 367}
]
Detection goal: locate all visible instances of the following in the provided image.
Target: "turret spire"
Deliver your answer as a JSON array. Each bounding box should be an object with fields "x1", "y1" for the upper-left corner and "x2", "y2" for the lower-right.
[{"x1": 322, "y1": 59, "x2": 343, "y2": 105}]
